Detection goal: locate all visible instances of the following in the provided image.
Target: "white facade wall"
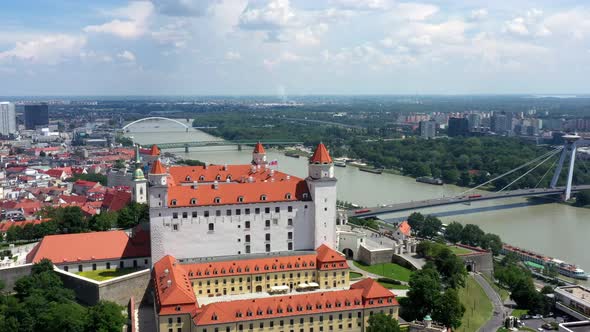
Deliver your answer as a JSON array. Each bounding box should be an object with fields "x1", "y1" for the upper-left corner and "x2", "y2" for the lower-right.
[
  {"x1": 0, "y1": 102, "x2": 16, "y2": 136},
  {"x1": 337, "y1": 230, "x2": 366, "y2": 259},
  {"x1": 150, "y1": 200, "x2": 314, "y2": 263},
  {"x1": 55, "y1": 256, "x2": 151, "y2": 273},
  {"x1": 306, "y1": 178, "x2": 337, "y2": 251}
]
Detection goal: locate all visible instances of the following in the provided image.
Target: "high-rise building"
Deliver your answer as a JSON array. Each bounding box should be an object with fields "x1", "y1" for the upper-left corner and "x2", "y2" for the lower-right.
[
  {"x1": 447, "y1": 117, "x2": 469, "y2": 137},
  {"x1": 467, "y1": 113, "x2": 481, "y2": 130},
  {"x1": 419, "y1": 120, "x2": 436, "y2": 139},
  {"x1": 0, "y1": 102, "x2": 16, "y2": 136},
  {"x1": 24, "y1": 103, "x2": 49, "y2": 130},
  {"x1": 491, "y1": 114, "x2": 509, "y2": 134}
]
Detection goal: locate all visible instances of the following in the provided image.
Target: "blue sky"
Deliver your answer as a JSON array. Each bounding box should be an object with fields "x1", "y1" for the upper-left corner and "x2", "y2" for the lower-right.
[{"x1": 0, "y1": 0, "x2": 589, "y2": 95}]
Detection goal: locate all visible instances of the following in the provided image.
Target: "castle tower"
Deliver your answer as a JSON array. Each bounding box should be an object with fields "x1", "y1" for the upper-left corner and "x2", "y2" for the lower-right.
[
  {"x1": 131, "y1": 144, "x2": 147, "y2": 204},
  {"x1": 148, "y1": 159, "x2": 168, "y2": 208},
  {"x1": 252, "y1": 142, "x2": 267, "y2": 166},
  {"x1": 306, "y1": 143, "x2": 337, "y2": 249}
]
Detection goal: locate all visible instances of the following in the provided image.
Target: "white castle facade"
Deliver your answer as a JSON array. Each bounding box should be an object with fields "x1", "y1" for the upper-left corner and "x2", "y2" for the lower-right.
[{"x1": 148, "y1": 143, "x2": 337, "y2": 263}]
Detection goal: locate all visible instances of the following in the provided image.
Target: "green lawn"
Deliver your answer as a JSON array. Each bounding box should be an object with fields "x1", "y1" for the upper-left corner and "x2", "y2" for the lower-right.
[
  {"x1": 349, "y1": 271, "x2": 363, "y2": 279},
  {"x1": 456, "y1": 276, "x2": 493, "y2": 332},
  {"x1": 449, "y1": 245, "x2": 473, "y2": 255},
  {"x1": 511, "y1": 309, "x2": 529, "y2": 318},
  {"x1": 77, "y1": 268, "x2": 139, "y2": 281},
  {"x1": 353, "y1": 261, "x2": 413, "y2": 282},
  {"x1": 377, "y1": 281, "x2": 409, "y2": 290}
]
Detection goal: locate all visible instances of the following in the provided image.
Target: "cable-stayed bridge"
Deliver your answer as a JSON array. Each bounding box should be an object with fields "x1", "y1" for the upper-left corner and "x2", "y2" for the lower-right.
[{"x1": 350, "y1": 134, "x2": 590, "y2": 218}]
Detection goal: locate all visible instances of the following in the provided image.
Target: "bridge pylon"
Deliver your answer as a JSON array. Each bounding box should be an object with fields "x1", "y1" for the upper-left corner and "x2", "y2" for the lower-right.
[{"x1": 550, "y1": 134, "x2": 581, "y2": 200}]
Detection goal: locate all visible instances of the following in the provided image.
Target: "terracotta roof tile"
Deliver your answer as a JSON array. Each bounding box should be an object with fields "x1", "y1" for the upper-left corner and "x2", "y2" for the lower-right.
[
  {"x1": 310, "y1": 143, "x2": 332, "y2": 164},
  {"x1": 150, "y1": 159, "x2": 166, "y2": 175},
  {"x1": 153, "y1": 255, "x2": 199, "y2": 315},
  {"x1": 253, "y1": 142, "x2": 266, "y2": 154},
  {"x1": 398, "y1": 221, "x2": 411, "y2": 236},
  {"x1": 350, "y1": 278, "x2": 395, "y2": 300}
]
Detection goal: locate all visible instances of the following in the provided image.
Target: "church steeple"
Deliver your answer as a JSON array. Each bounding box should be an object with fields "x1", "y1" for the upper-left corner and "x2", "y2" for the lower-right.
[
  {"x1": 132, "y1": 144, "x2": 145, "y2": 181},
  {"x1": 131, "y1": 144, "x2": 147, "y2": 203}
]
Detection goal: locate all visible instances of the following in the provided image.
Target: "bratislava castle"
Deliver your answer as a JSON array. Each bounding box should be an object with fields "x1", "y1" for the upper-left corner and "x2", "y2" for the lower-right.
[{"x1": 148, "y1": 142, "x2": 338, "y2": 263}]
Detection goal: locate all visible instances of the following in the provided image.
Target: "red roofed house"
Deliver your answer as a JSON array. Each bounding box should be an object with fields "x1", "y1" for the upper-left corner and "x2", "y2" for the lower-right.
[
  {"x1": 152, "y1": 251, "x2": 398, "y2": 332},
  {"x1": 72, "y1": 179, "x2": 102, "y2": 196},
  {"x1": 26, "y1": 227, "x2": 150, "y2": 272},
  {"x1": 102, "y1": 189, "x2": 132, "y2": 212},
  {"x1": 149, "y1": 143, "x2": 338, "y2": 263}
]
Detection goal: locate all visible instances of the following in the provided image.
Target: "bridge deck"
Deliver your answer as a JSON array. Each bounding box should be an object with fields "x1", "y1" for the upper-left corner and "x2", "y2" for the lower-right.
[{"x1": 350, "y1": 185, "x2": 590, "y2": 217}]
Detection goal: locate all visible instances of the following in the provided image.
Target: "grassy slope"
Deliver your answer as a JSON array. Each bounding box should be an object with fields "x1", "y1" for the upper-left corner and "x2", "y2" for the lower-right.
[
  {"x1": 353, "y1": 261, "x2": 413, "y2": 282},
  {"x1": 456, "y1": 276, "x2": 493, "y2": 332},
  {"x1": 448, "y1": 245, "x2": 474, "y2": 255}
]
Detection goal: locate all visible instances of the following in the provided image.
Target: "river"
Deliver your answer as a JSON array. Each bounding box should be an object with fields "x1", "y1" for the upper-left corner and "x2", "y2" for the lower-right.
[{"x1": 127, "y1": 122, "x2": 590, "y2": 284}]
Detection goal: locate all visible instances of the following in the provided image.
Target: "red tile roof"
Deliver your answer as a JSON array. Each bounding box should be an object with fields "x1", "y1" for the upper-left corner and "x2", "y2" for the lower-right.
[
  {"x1": 398, "y1": 221, "x2": 411, "y2": 236},
  {"x1": 165, "y1": 165, "x2": 310, "y2": 207},
  {"x1": 310, "y1": 143, "x2": 332, "y2": 164},
  {"x1": 183, "y1": 254, "x2": 318, "y2": 279},
  {"x1": 150, "y1": 159, "x2": 166, "y2": 174},
  {"x1": 350, "y1": 278, "x2": 395, "y2": 299},
  {"x1": 73, "y1": 180, "x2": 100, "y2": 188},
  {"x1": 253, "y1": 142, "x2": 266, "y2": 154},
  {"x1": 153, "y1": 255, "x2": 199, "y2": 315},
  {"x1": 102, "y1": 190, "x2": 132, "y2": 212},
  {"x1": 149, "y1": 144, "x2": 160, "y2": 156},
  {"x1": 26, "y1": 230, "x2": 150, "y2": 264},
  {"x1": 59, "y1": 195, "x2": 88, "y2": 204}
]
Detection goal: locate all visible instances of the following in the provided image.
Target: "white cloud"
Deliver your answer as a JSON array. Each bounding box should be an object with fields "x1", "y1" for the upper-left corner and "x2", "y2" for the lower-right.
[
  {"x1": 263, "y1": 51, "x2": 307, "y2": 70},
  {"x1": 0, "y1": 34, "x2": 87, "y2": 65},
  {"x1": 294, "y1": 23, "x2": 328, "y2": 46},
  {"x1": 224, "y1": 51, "x2": 241, "y2": 60},
  {"x1": 504, "y1": 8, "x2": 552, "y2": 37},
  {"x1": 394, "y1": 3, "x2": 438, "y2": 21},
  {"x1": 151, "y1": 20, "x2": 191, "y2": 48},
  {"x1": 470, "y1": 8, "x2": 488, "y2": 21},
  {"x1": 84, "y1": 1, "x2": 154, "y2": 39},
  {"x1": 152, "y1": 0, "x2": 214, "y2": 17},
  {"x1": 117, "y1": 50, "x2": 136, "y2": 61},
  {"x1": 239, "y1": 0, "x2": 295, "y2": 31},
  {"x1": 329, "y1": 0, "x2": 393, "y2": 11},
  {"x1": 543, "y1": 9, "x2": 590, "y2": 40}
]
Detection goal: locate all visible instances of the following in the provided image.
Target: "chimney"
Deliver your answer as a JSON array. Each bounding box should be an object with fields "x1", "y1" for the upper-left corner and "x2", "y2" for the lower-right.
[
  {"x1": 223, "y1": 164, "x2": 228, "y2": 171},
  {"x1": 192, "y1": 181, "x2": 198, "y2": 189},
  {"x1": 167, "y1": 279, "x2": 172, "y2": 288},
  {"x1": 213, "y1": 181, "x2": 219, "y2": 189},
  {"x1": 164, "y1": 268, "x2": 169, "y2": 276}
]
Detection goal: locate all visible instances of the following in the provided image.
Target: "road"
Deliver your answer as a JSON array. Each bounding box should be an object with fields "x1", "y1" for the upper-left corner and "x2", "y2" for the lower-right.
[{"x1": 473, "y1": 273, "x2": 506, "y2": 332}]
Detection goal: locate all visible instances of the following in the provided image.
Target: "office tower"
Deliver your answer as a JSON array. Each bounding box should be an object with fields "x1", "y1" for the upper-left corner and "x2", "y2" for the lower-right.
[
  {"x1": 467, "y1": 113, "x2": 481, "y2": 130},
  {"x1": 419, "y1": 120, "x2": 436, "y2": 139},
  {"x1": 24, "y1": 103, "x2": 49, "y2": 130},
  {"x1": 0, "y1": 102, "x2": 16, "y2": 136},
  {"x1": 447, "y1": 117, "x2": 469, "y2": 137}
]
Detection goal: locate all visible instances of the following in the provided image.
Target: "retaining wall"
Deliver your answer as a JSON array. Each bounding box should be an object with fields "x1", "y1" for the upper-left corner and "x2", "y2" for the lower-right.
[{"x1": 0, "y1": 264, "x2": 32, "y2": 291}]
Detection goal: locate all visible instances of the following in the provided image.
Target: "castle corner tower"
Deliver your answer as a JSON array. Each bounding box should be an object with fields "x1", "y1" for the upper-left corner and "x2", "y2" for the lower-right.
[
  {"x1": 252, "y1": 142, "x2": 267, "y2": 166},
  {"x1": 306, "y1": 143, "x2": 337, "y2": 249}
]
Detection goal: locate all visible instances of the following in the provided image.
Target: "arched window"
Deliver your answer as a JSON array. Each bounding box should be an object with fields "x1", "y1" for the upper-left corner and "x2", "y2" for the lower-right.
[
  {"x1": 170, "y1": 199, "x2": 177, "y2": 206},
  {"x1": 260, "y1": 195, "x2": 267, "y2": 201},
  {"x1": 140, "y1": 187, "x2": 143, "y2": 195},
  {"x1": 185, "y1": 176, "x2": 191, "y2": 181},
  {"x1": 214, "y1": 197, "x2": 221, "y2": 203},
  {"x1": 285, "y1": 193, "x2": 292, "y2": 200},
  {"x1": 227, "y1": 175, "x2": 232, "y2": 181},
  {"x1": 216, "y1": 175, "x2": 221, "y2": 181},
  {"x1": 302, "y1": 193, "x2": 309, "y2": 199},
  {"x1": 237, "y1": 196, "x2": 244, "y2": 203},
  {"x1": 190, "y1": 198, "x2": 197, "y2": 205},
  {"x1": 199, "y1": 175, "x2": 205, "y2": 181}
]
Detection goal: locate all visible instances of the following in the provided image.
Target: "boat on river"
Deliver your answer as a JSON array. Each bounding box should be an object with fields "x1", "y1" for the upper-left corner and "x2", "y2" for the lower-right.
[
  {"x1": 502, "y1": 244, "x2": 588, "y2": 280},
  {"x1": 334, "y1": 160, "x2": 346, "y2": 167},
  {"x1": 359, "y1": 167, "x2": 383, "y2": 174},
  {"x1": 284, "y1": 151, "x2": 301, "y2": 158},
  {"x1": 416, "y1": 176, "x2": 443, "y2": 185}
]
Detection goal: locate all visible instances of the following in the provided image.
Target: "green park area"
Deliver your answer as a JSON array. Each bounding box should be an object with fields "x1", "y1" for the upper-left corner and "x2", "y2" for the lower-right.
[
  {"x1": 353, "y1": 261, "x2": 413, "y2": 282},
  {"x1": 456, "y1": 277, "x2": 493, "y2": 332},
  {"x1": 349, "y1": 271, "x2": 363, "y2": 279},
  {"x1": 448, "y1": 245, "x2": 474, "y2": 255},
  {"x1": 377, "y1": 280, "x2": 409, "y2": 290},
  {"x1": 77, "y1": 268, "x2": 139, "y2": 281}
]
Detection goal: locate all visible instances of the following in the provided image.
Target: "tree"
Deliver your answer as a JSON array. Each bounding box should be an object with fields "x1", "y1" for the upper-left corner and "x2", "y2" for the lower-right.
[
  {"x1": 458, "y1": 171, "x2": 471, "y2": 187},
  {"x1": 87, "y1": 301, "x2": 126, "y2": 332},
  {"x1": 575, "y1": 190, "x2": 590, "y2": 207},
  {"x1": 419, "y1": 215, "x2": 442, "y2": 239},
  {"x1": 402, "y1": 267, "x2": 442, "y2": 321},
  {"x1": 481, "y1": 233, "x2": 502, "y2": 256},
  {"x1": 434, "y1": 248, "x2": 467, "y2": 288},
  {"x1": 31, "y1": 258, "x2": 54, "y2": 275},
  {"x1": 117, "y1": 202, "x2": 149, "y2": 229},
  {"x1": 57, "y1": 206, "x2": 88, "y2": 234},
  {"x1": 445, "y1": 222, "x2": 463, "y2": 243},
  {"x1": 459, "y1": 224, "x2": 485, "y2": 246},
  {"x1": 89, "y1": 212, "x2": 118, "y2": 231},
  {"x1": 407, "y1": 212, "x2": 424, "y2": 235},
  {"x1": 37, "y1": 302, "x2": 88, "y2": 332},
  {"x1": 540, "y1": 285, "x2": 554, "y2": 295},
  {"x1": 442, "y1": 168, "x2": 459, "y2": 183},
  {"x1": 432, "y1": 288, "x2": 465, "y2": 329},
  {"x1": 367, "y1": 313, "x2": 401, "y2": 332}
]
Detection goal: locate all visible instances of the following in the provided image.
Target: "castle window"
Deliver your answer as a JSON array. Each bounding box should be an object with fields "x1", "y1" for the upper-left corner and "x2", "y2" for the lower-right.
[
  {"x1": 171, "y1": 199, "x2": 177, "y2": 206},
  {"x1": 288, "y1": 206, "x2": 293, "y2": 212},
  {"x1": 198, "y1": 175, "x2": 205, "y2": 181},
  {"x1": 260, "y1": 194, "x2": 267, "y2": 201},
  {"x1": 237, "y1": 196, "x2": 244, "y2": 202},
  {"x1": 285, "y1": 193, "x2": 292, "y2": 200},
  {"x1": 288, "y1": 218, "x2": 293, "y2": 226},
  {"x1": 216, "y1": 175, "x2": 221, "y2": 181},
  {"x1": 190, "y1": 198, "x2": 197, "y2": 205},
  {"x1": 208, "y1": 223, "x2": 214, "y2": 231},
  {"x1": 214, "y1": 197, "x2": 221, "y2": 204},
  {"x1": 227, "y1": 175, "x2": 232, "y2": 181},
  {"x1": 302, "y1": 193, "x2": 309, "y2": 199},
  {"x1": 185, "y1": 176, "x2": 191, "y2": 181}
]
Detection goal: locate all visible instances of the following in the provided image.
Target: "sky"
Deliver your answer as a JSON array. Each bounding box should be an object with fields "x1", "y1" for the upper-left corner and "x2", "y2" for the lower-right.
[{"x1": 0, "y1": 0, "x2": 589, "y2": 96}]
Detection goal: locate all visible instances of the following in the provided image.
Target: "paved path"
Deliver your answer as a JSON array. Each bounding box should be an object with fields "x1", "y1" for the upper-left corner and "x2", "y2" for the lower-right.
[{"x1": 473, "y1": 273, "x2": 506, "y2": 332}]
